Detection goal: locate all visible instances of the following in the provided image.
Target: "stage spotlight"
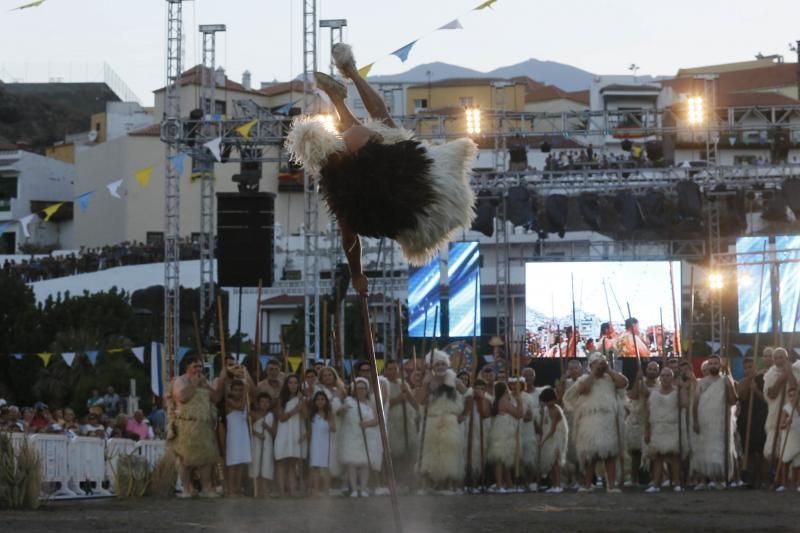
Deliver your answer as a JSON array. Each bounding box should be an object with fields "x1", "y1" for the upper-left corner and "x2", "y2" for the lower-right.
[
  {"x1": 465, "y1": 107, "x2": 482, "y2": 135},
  {"x1": 709, "y1": 271, "x2": 724, "y2": 290},
  {"x1": 687, "y1": 96, "x2": 704, "y2": 125}
]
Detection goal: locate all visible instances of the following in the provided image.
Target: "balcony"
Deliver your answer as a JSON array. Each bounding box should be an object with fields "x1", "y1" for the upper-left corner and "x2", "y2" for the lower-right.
[{"x1": 0, "y1": 148, "x2": 21, "y2": 166}]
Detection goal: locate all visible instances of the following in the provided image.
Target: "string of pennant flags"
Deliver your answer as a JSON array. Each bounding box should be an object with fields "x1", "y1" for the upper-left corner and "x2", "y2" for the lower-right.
[
  {"x1": 356, "y1": 0, "x2": 500, "y2": 78},
  {"x1": 0, "y1": 119, "x2": 261, "y2": 239}
]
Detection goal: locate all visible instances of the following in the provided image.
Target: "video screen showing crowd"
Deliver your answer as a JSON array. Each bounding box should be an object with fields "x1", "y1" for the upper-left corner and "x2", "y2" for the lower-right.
[{"x1": 166, "y1": 320, "x2": 800, "y2": 499}]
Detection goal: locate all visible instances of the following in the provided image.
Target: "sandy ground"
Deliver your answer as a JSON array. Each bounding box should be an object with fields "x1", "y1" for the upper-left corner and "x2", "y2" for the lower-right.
[{"x1": 4, "y1": 489, "x2": 799, "y2": 533}]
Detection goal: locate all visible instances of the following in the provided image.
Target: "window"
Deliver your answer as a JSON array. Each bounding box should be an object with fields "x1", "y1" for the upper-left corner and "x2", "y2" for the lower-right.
[
  {"x1": 414, "y1": 98, "x2": 428, "y2": 111},
  {"x1": 0, "y1": 177, "x2": 18, "y2": 212},
  {"x1": 146, "y1": 232, "x2": 164, "y2": 246},
  {"x1": 459, "y1": 96, "x2": 474, "y2": 107},
  {"x1": 214, "y1": 100, "x2": 227, "y2": 115}
]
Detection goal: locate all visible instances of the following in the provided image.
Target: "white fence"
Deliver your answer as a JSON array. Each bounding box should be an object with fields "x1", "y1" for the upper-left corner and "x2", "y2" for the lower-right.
[{"x1": 7, "y1": 434, "x2": 166, "y2": 499}]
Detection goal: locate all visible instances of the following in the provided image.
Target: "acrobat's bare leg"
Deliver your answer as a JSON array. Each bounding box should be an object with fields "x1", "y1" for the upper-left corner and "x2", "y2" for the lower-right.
[
  {"x1": 314, "y1": 72, "x2": 360, "y2": 132},
  {"x1": 333, "y1": 44, "x2": 397, "y2": 128}
]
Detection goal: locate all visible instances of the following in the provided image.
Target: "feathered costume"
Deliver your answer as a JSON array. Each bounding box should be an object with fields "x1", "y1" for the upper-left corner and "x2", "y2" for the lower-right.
[
  {"x1": 387, "y1": 378, "x2": 418, "y2": 459},
  {"x1": 520, "y1": 390, "x2": 541, "y2": 473},
  {"x1": 285, "y1": 112, "x2": 477, "y2": 266},
  {"x1": 563, "y1": 374, "x2": 623, "y2": 465},
  {"x1": 539, "y1": 404, "x2": 569, "y2": 474},
  {"x1": 488, "y1": 396, "x2": 521, "y2": 468},
  {"x1": 418, "y1": 371, "x2": 465, "y2": 484}
]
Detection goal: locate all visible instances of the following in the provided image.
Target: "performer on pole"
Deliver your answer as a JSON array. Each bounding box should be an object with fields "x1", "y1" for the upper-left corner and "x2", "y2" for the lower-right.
[{"x1": 286, "y1": 43, "x2": 477, "y2": 294}]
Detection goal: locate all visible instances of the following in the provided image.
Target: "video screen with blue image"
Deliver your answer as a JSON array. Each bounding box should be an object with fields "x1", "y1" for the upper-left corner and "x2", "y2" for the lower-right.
[
  {"x1": 448, "y1": 241, "x2": 481, "y2": 337},
  {"x1": 407, "y1": 254, "x2": 441, "y2": 337},
  {"x1": 736, "y1": 236, "x2": 773, "y2": 333},
  {"x1": 777, "y1": 235, "x2": 800, "y2": 332}
]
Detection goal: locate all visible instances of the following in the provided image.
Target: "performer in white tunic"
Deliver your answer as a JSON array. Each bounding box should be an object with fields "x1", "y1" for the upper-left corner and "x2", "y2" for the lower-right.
[
  {"x1": 384, "y1": 360, "x2": 418, "y2": 466},
  {"x1": 274, "y1": 375, "x2": 306, "y2": 497},
  {"x1": 222, "y1": 371, "x2": 256, "y2": 497},
  {"x1": 339, "y1": 377, "x2": 382, "y2": 497},
  {"x1": 563, "y1": 352, "x2": 628, "y2": 492},
  {"x1": 463, "y1": 378, "x2": 492, "y2": 490},
  {"x1": 308, "y1": 390, "x2": 337, "y2": 496},
  {"x1": 561, "y1": 359, "x2": 584, "y2": 486},
  {"x1": 538, "y1": 387, "x2": 569, "y2": 493},
  {"x1": 778, "y1": 387, "x2": 800, "y2": 490},
  {"x1": 691, "y1": 355, "x2": 737, "y2": 488},
  {"x1": 521, "y1": 367, "x2": 543, "y2": 491},
  {"x1": 416, "y1": 350, "x2": 465, "y2": 493},
  {"x1": 763, "y1": 348, "x2": 798, "y2": 464},
  {"x1": 249, "y1": 393, "x2": 276, "y2": 496},
  {"x1": 644, "y1": 367, "x2": 686, "y2": 493},
  {"x1": 626, "y1": 361, "x2": 660, "y2": 485},
  {"x1": 314, "y1": 367, "x2": 347, "y2": 479},
  {"x1": 488, "y1": 379, "x2": 525, "y2": 492}
]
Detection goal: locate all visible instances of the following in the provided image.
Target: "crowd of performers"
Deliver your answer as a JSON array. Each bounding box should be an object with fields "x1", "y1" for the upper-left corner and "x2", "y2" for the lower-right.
[{"x1": 164, "y1": 319, "x2": 800, "y2": 498}]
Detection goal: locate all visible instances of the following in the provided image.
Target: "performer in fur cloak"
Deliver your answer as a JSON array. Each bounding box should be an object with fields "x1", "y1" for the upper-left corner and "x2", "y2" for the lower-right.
[
  {"x1": 521, "y1": 367, "x2": 543, "y2": 491},
  {"x1": 488, "y1": 379, "x2": 525, "y2": 492},
  {"x1": 763, "y1": 348, "x2": 798, "y2": 463},
  {"x1": 625, "y1": 360, "x2": 660, "y2": 485},
  {"x1": 286, "y1": 43, "x2": 477, "y2": 295},
  {"x1": 563, "y1": 352, "x2": 628, "y2": 492},
  {"x1": 383, "y1": 360, "x2": 418, "y2": 476},
  {"x1": 463, "y1": 378, "x2": 493, "y2": 490},
  {"x1": 643, "y1": 367, "x2": 687, "y2": 493},
  {"x1": 691, "y1": 355, "x2": 737, "y2": 488},
  {"x1": 416, "y1": 350, "x2": 465, "y2": 493},
  {"x1": 538, "y1": 387, "x2": 569, "y2": 493}
]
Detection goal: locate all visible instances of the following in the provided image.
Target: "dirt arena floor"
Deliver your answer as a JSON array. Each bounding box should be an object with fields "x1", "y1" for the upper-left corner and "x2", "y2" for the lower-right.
[{"x1": 5, "y1": 489, "x2": 799, "y2": 533}]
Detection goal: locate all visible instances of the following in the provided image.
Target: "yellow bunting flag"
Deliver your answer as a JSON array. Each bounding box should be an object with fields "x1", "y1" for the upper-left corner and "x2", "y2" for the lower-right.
[
  {"x1": 42, "y1": 202, "x2": 63, "y2": 222},
  {"x1": 37, "y1": 352, "x2": 53, "y2": 367},
  {"x1": 358, "y1": 63, "x2": 375, "y2": 79},
  {"x1": 134, "y1": 166, "x2": 154, "y2": 188},
  {"x1": 235, "y1": 119, "x2": 258, "y2": 139},
  {"x1": 473, "y1": 0, "x2": 498, "y2": 10},
  {"x1": 288, "y1": 356, "x2": 301, "y2": 373},
  {"x1": 108, "y1": 348, "x2": 125, "y2": 353}
]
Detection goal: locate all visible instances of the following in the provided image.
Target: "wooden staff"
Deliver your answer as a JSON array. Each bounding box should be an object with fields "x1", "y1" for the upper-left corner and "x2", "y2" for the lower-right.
[
  {"x1": 217, "y1": 293, "x2": 227, "y2": 361},
  {"x1": 659, "y1": 307, "x2": 665, "y2": 362},
  {"x1": 396, "y1": 300, "x2": 410, "y2": 453},
  {"x1": 254, "y1": 280, "x2": 263, "y2": 384},
  {"x1": 669, "y1": 262, "x2": 682, "y2": 356},
  {"x1": 687, "y1": 267, "x2": 696, "y2": 364},
  {"x1": 420, "y1": 307, "x2": 429, "y2": 358},
  {"x1": 743, "y1": 243, "x2": 768, "y2": 470},
  {"x1": 322, "y1": 298, "x2": 328, "y2": 365},
  {"x1": 778, "y1": 284, "x2": 800, "y2": 463},
  {"x1": 358, "y1": 293, "x2": 402, "y2": 533},
  {"x1": 571, "y1": 273, "x2": 578, "y2": 359},
  {"x1": 722, "y1": 316, "x2": 730, "y2": 486},
  {"x1": 192, "y1": 312, "x2": 205, "y2": 366},
  {"x1": 416, "y1": 306, "x2": 438, "y2": 477}
]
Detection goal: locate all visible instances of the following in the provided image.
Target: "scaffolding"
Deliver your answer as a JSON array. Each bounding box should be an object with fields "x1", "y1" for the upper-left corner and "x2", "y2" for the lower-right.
[
  {"x1": 494, "y1": 194, "x2": 510, "y2": 344},
  {"x1": 198, "y1": 24, "x2": 225, "y2": 338},
  {"x1": 302, "y1": 0, "x2": 321, "y2": 360},
  {"x1": 160, "y1": 0, "x2": 185, "y2": 377}
]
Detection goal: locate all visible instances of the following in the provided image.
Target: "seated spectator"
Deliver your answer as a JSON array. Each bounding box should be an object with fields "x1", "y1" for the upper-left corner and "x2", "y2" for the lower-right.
[
  {"x1": 126, "y1": 410, "x2": 154, "y2": 441},
  {"x1": 63, "y1": 408, "x2": 80, "y2": 437},
  {"x1": 108, "y1": 413, "x2": 139, "y2": 441},
  {"x1": 87, "y1": 389, "x2": 104, "y2": 416},
  {"x1": 81, "y1": 413, "x2": 106, "y2": 438},
  {"x1": 30, "y1": 402, "x2": 50, "y2": 432},
  {"x1": 148, "y1": 400, "x2": 166, "y2": 439},
  {"x1": 103, "y1": 386, "x2": 120, "y2": 416},
  {"x1": 21, "y1": 407, "x2": 36, "y2": 434}
]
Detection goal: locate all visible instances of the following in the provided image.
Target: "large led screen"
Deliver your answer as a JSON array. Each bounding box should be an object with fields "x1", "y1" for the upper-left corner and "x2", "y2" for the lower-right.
[
  {"x1": 448, "y1": 241, "x2": 481, "y2": 337},
  {"x1": 407, "y1": 255, "x2": 441, "y2": 337},
  {"x1": 525, "y1": 261, "x2": 681, "y2": 356},
  {"x1": 777, "y1": 235, "x2": 800, "y2": 332},
  {"x1": 737, "y1": 236, "x2": 772, "y2": 333}
]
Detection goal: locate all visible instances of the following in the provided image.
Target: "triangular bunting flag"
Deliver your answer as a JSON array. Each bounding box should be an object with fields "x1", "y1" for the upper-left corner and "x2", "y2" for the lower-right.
[
  {"x1": 108, "y1": 348, "x2": 124, "y2": 353},
  {"x1": 259, "y1": 355, "x2": 270, "y2": 371},
  {"x1": 19, "y1": 214, "x2": 36, "y2": 238},
  {"x1": 437, "y1": 19, "x2": 463, "y2": 30},
  {"x1": 233, "y1": 352, "x2": 247, "y2": 365},
  {"x1": 12, "y1": 353, "x2": 23, "y2": 361},
  {"x1": 75, "y1": 191, "x2": 94, "y2": 212},
  {"x1": 357, "y1": 63, "x2": 375, "y2": 78},
  {"x1": 178, "y1": 346, "x2": 190, "y2": 363},
  {"x1": 473, "y1": 0, "x2": 498, "y2": 10},
  {"x1": 204, "y1": 137, "x2": 222, "y2": 162},
  {"x1": 734, "y1": 344, "x2": 752, "y2": 357},
  {"x1": 61, "y1": 352, "x2": 76, "y2": 367},
  {"x1": 134, "y1": 166, "x2": 154, "y2": 188},
  {"x1": 107, "y1": 179, "x2": 124, "y2": 199},
  {"x1": 85, "y1": 350, "x2": 99, "y2": 366},
  {"x1": 235, "y1": 119, "x2": 258, "y2": 139},
  {"x1": 42, "y1": 202, "x2": 63, "y2": 222},
  {"x1": 37, "y1": 352, "x2": 53, "y2": 367},
  {"x1": 706, "y1": 341, "x2": 721, "y2": 354},
  {"x1": 131, "y1": 346, "x2": 145, "y2": 364},
  {"x1": 288, "y1": 356, "x2": 302, "y2": 372},
  {"x1": 276, "y1": 101, "x2": 297, "y2": 115},
  {"x1": 391, "y1": 41, "x2": 417, "y2": 63},
  {"x1": 151, "y1": 342, "x2": 164, "y2": 397},
  {"x1": 0, "y1": 221, "x2": 11, "y2": 234},
  {"x1": 167, "y1": 153, "x2": 186, "y2": 175}
]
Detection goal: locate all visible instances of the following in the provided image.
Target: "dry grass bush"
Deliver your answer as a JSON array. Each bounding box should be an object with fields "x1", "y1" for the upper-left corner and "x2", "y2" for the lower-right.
[
  {"x1": 113, "y1": 453, "x2": 151, "y2": 498},
  {"x1": 147, "y1": 450, "x2": 178, "y2": 498},
  {"x1": 0, "y1": 434, "x2": 42, "y2": 510}
]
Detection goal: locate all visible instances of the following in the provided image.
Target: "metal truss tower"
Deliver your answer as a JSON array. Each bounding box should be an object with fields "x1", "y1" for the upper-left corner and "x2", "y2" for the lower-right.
[
  {"x1": 494, "y1": 195, "x2": 510, "y2": 343},
  {"x1": 302, "y1": 0, "x2": 321, "y2": 360},
  {"x1": 161, "y1": 0, "x2": 186, "y2": 377},
  {"x1": 198, "y1": 24, "x2": 225, "y2": 339}
]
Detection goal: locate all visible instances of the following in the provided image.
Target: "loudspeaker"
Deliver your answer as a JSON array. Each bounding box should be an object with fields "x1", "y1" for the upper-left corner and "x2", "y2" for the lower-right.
[
  {"x1": 471, "y1": 190, "x2": 496, "y2": 237},
  {"x1": 615, "y1": 191, "x2": 642, "y2": 232},
  {"x1": 676, "y1": 180, "x2": 702, "y2": 222},
  {"x1": 506, "y1": 185, "x2": 536, "y2": 228},
  {"x1": 645, "y1": 141, "x2": 663, "y2": 162},
  {"x1": 217, "y1": 192, "x2": 275, "y2": 287},
  {"x1": 577, "y1": 193, "x2": 601, "y2": 231},
  {"x1": 783, "y1": 178, "x2": 800, "y2": 216},
  {"x1": 640, "y1": 191, "x2": 667, "y2": 228},
  {"x1": 545, "y1": 194, "x2": 568, "y2": 238},
  {"x1": 508, "y1": 147, "x2": 528, "y2": 171}
]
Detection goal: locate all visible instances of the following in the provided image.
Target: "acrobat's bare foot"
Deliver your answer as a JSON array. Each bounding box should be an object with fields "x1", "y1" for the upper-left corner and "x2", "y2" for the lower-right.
[{"x1": 314, "y1": 71, "x2": 348, "y2": 100}]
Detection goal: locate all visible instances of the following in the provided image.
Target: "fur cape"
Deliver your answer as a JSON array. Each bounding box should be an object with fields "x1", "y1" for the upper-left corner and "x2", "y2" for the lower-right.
[
  {"x1": 418, "y1": 387, "x2": 464, "y2": 483},
  {"x1": 462, "y1": 389, "x2": 491, "y2": 476},
  {"x1": 285, "y1": 117, "x2": 477, "y2": 265},
  {"x1": 170, "y1": 387, "x2": 218, "y2": 468},
  {"x1": 520, "y1": 390, "x2": 541, "y2": 470},
  {"x1": 563, "y1": 374, "x2": 623, "y2": 464},
  {"x1": 339, "y1": 397, "x2": 383, "y2": 470},
  {"x1": 762, "y1": 366, "x2": 799, "y2": 459},
  {"x1": 691, "y1": 377, "x2": 735, "y2": 479},
  {"x1": 539, "y1": 404, "x2": 569, "y2": 473},
  {"x1": 387, "y1": 379, "x2": 418, "y2": 458},
  {"x1": 646, "y1": 388, "x2": 686, "y2": 457}
]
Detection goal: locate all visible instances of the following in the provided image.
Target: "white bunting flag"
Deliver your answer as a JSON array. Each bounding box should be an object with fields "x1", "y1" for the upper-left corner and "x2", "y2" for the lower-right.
[
  {"x1": 204, "y1": 137, "x2": 222, "y2": 162},
  {"x1": 61, "y1": 352, "x2": 76, "y2": 367},
  {"x1": 19, "y1": 214, "x2": 36, "y2": 238},
  {"x1": 107, "y1": 179, "x2": 124, "y2": 199},
  {"x1": 131, "y1": 346, "x2": 145, "y2": 364}
]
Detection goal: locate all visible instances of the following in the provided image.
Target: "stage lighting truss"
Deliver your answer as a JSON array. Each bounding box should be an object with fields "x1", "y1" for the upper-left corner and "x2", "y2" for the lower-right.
[
  {"x1": 687, "y1": 96, "x2": 704, "y2": 125},
  {"x1": 466, "y1": 107, "x2": 482, "y2": 136},
  {"x1": 708, "y1": 271, "x2": 724, "y2": 290}
]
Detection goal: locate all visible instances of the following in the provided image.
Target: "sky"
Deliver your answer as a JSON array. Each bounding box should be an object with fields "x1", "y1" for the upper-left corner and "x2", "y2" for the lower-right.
[
  {"x1": 1, "y1": 0, "x2": 799, "y2": 105},
  {"x1": 524, "y1": 261, "x2": 681, "y2": 331}
]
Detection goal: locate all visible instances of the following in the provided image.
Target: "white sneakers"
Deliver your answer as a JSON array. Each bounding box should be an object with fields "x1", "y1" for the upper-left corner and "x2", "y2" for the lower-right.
[
  {"x1": 528, "y1": 483, "x2": 539, "y2": 492},
  {"x1": 545, "y1": 486, "x2": 564, "y2": 494},
  {"x1": 645, "y1": 485, "x2": 660, "y2": 493}
]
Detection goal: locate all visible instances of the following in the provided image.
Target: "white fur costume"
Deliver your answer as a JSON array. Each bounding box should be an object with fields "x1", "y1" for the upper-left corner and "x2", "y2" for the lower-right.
[
  {"x1": 488, "y1": 396, "x2": 521, "y2": 468},
  {"x1": 646, "y1": 388, "x2": 686, "y2": 457},
  {"x1": 339, "y1": 396, "x2": 383, "y2": 471},
  {"x1": 563, "y1": 374, "x2": 623, "y2": 464},
  {"x1": 520, "y1": 390, "x2": 541, "y2": 473},
  {"x1": 462, "y1": 389, "x2": 491, "y2": 477},
  {"x1": 387, "y1": 378, "x2": 418, "y2": 459},
  {"x1": 781, "y1": 402, "x2": 800, "y2": 466},
  {"x1": 285, "y1": 116, "x2": 477, "y2": 266},
  {"x1": 762, "y1": 365, "x2": 800, "y2": 459},
  {"x1": 418, "y1": 377, "x2": 465, "y2": 483},
  {"x1": 539, "y1": 404, "x2": 569, "y2": 474},
  {"x1": 625, "y1": 381, "x2": 657, "y2": 453},
  {"x1": 691, "y1": 376, "x2": 735, "y2": 480}
]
